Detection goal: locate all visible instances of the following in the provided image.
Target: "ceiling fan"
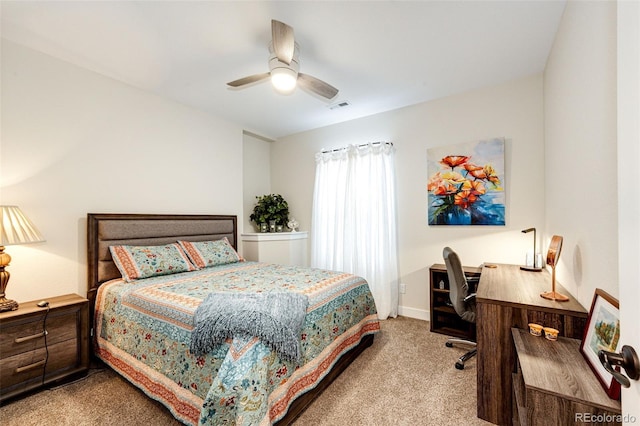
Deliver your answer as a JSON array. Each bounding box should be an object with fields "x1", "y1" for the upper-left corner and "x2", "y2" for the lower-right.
[{"x1": 227, "y1": 20, "x2": 339, "y2": 100}]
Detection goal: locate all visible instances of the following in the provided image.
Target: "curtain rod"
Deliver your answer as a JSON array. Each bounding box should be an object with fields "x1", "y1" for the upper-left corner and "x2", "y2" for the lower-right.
[{"x1": 321, "y1": 141, "x2": 393, "y2": 154}]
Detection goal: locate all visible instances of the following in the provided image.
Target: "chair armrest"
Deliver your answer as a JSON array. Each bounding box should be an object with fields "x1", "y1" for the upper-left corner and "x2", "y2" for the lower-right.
[{"x1": 464, "y1": 293, "x2": 477, "y2": 303}]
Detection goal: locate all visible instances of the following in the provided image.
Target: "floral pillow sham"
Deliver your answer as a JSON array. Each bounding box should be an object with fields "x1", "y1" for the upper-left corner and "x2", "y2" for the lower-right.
[
  {"x1": 110, "y1": 243, "x2": 196, "y2": 282},
  {"x1": 178, "y1": 237, "x2": 241, "y2": 269}
]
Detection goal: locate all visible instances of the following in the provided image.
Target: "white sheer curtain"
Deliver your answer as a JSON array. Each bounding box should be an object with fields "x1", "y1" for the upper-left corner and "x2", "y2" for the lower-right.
[{"x1": 311, "y1": 142, "x2": 399, "y2": 319}]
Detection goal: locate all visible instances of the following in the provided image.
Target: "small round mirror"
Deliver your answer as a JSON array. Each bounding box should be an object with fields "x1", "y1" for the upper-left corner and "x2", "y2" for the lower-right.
[{"x1": 546, "y1": 235, "x2": 563, "y2": 267}]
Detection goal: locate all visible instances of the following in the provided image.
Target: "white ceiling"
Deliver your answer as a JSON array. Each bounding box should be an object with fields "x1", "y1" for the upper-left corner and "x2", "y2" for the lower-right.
[{"x1": 1, "y1": 1, "x2": 566, "y2": 140}]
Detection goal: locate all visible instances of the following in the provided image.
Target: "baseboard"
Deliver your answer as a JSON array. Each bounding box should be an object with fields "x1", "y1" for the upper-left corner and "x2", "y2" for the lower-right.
[{"x1": 397, "y1": 306, "x2": 429, "y2": 321}]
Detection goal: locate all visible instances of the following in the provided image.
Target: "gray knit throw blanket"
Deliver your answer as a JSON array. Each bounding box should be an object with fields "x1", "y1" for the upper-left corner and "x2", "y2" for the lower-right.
[{"x1": 190, "y1": 292, "x2": 309, "y2": 362}]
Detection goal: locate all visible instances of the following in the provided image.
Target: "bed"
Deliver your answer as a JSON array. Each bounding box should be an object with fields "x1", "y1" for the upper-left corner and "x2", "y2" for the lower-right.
[{"x1": 87, "y1": 213, "x2": 379, "y2": 425}]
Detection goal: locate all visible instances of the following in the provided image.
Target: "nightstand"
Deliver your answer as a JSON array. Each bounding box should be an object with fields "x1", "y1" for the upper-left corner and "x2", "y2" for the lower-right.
[
  {"x1": 0, "y1": 294, "x2": 89, "y2": 403},
  {"x1": 240, "y1": 232, "x2": 309, "y2": 266}
]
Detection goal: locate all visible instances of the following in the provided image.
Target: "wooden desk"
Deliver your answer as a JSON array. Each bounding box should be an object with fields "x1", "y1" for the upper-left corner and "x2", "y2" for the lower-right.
[
  {"x1": 512, "y1": 328, "x2": 621, "y2": 426},
  {"x1": 475, "y1": 264, "x2": 588, "y2": 425}
]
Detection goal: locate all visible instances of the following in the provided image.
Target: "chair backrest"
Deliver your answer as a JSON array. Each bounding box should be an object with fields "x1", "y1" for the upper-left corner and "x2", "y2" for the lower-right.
[{"x1": 443, "y1": 247, "x2": 475, "y2": 323}]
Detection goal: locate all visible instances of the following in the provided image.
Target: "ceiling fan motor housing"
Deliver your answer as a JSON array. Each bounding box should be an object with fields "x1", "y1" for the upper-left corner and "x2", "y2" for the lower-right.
[{"x1": 269, "y1": 42, "x2": 299, "y2": 94}]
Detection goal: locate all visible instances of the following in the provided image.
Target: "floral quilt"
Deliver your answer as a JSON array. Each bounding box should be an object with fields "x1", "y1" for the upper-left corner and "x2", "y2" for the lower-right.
[{"x1": 94, "y1": 261, "x2": 379, "y2": 425}]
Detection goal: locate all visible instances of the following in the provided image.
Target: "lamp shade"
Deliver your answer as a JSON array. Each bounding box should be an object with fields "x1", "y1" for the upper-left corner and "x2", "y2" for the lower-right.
[{"x1": 0, "y1": 206, "x2": 45, "y2": 246}]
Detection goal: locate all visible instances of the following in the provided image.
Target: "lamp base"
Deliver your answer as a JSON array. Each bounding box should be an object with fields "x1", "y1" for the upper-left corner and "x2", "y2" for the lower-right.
[
  {"x1": 520, "y1": 266, "x2": 543, "y2": 272},
  {"x1": 540, "y1": 291, "x2": 569, "y2": 302},
  {"x1": 0, "y1": 296, "x2": 19, "y2": 312}
]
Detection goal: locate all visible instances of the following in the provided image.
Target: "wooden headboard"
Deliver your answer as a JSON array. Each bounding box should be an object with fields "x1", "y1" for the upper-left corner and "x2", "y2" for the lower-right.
[{"x1": 86, "y1": 213, "x2": 237, "y2": 320}]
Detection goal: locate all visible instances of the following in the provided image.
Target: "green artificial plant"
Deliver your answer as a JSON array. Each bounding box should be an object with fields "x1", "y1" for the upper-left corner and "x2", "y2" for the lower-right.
[{"x1": 249, "y1": 194, "x2": 290, "y2": 228}]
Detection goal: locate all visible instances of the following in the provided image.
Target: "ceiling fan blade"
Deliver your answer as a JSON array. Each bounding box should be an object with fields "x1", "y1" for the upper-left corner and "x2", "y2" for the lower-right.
[
  {"x1": 298, "y1": 73, "x2": 339, "y2": 99},
  {"x1": 227, "y1": 73, "x2": 270, "y2": 87},
  {"x1": 272, "y1": 19, "x2": 295, "y2": 65}
]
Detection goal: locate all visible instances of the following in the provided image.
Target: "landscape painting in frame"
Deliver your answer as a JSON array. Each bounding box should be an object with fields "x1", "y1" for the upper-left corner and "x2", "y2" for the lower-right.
[
  {"x1": 427, "y1": 138, "x2": 505, "y2": 225},
  {"x1": 579, "y1": 289, "x2": 621, "y2": 399}
]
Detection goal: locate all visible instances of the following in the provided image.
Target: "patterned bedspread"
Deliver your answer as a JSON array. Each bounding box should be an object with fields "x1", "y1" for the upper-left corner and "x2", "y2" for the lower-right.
[{"x1": 95, "y1": 261, "x2": 379, "y2": 425}]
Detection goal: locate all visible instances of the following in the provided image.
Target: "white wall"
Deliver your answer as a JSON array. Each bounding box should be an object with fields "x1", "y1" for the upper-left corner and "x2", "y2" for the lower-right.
[
  {"x1": 242, "y1": 132, "x2": 272, "y2": 234},
  {"x1": 617, "y1": 0, "x2": 640, "y2": 416},
  {"x1": 0, "y1": 40, "x2": 244, "y2": 303},
  {"x1": 271, "y1": 74, "x2": 545, "y2": 319},
  {"x1": 544, "y1": 0, "x2": 618, "y2": 308}
]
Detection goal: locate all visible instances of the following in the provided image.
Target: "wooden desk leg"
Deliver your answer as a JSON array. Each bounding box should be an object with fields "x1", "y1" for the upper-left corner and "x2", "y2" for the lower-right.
[{"x1": 477, "y1": 302, "x2": 516, "y2": 426}]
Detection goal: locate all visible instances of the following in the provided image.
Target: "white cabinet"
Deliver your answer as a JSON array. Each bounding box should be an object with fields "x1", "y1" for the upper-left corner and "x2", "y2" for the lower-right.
[{"x1": 240, "y1": 232, "x2": 309, "y2": 266}]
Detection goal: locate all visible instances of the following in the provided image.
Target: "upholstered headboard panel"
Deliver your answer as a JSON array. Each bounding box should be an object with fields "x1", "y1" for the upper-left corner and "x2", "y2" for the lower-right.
[{"x1": 87, "y1": 214, "x2": 237, "y2": 307}]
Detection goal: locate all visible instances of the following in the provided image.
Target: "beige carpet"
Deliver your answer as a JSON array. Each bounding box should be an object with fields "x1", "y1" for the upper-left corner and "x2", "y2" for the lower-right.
[{"x1": 1, "y1": 316, "x2": 490, "y2": 426}]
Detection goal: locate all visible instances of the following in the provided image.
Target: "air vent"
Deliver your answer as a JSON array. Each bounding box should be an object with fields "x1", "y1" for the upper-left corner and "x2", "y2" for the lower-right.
[{"x1": 328, "y1": 101, "x2": 351, "y2": 110}]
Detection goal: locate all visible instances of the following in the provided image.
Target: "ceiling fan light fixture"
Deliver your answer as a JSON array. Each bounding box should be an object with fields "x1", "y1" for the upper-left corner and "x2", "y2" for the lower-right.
[
  {"x1": 270, "y1": 67, "x2": 297, "y2": 94},
  {"x1": 229, "y1": 21, "x2": 338, "y2": 100}
]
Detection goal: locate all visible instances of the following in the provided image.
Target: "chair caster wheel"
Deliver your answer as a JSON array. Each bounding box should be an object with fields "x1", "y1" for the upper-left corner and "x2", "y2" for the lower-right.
[
  {"x1": 445, "y1": 342, "x2": 453, "y2": 348},
  {"x1": 455, "y1": 362, "x2": 465, "y2": 370}
]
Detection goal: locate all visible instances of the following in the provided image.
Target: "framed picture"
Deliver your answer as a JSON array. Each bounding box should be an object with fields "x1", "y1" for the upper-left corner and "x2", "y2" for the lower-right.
[
  {"x1": 580, "y1": 288, "x2": 621, "y2": 399},
  {"x1": 427, "y1": 138, "x2": 505, "y2": 226}
]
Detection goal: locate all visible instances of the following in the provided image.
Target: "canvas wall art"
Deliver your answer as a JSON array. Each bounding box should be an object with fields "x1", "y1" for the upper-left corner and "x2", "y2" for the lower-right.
[{"x1": 427, "y1": 138, "x2": 505, "y2": 225}]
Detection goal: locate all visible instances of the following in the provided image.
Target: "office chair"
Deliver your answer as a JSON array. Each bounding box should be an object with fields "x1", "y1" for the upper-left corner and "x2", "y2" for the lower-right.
[{"x1": 443, "y1": 247, "x2": 480, "y2": 370}]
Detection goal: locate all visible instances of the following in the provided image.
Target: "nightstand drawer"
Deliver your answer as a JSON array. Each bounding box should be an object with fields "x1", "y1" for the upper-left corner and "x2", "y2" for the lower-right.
[
  {"x1": 0, "y1": 311, "x2": 77, "y2": 359},
  {"x1": 46, "y1": 338, "x2": 79, "y2": 375},
  {"x1": 45, "y1": 310, "x2": 81, "y2": 345},
  {"x1": 0, "y1": 339, "x2": 78, "y2": 395},
  {"x1": 0, "y1": 347, "x2": 47, "y2": 389},
  {"x1": 0, "y1": 317, "x2": 47, "y2": 358}
]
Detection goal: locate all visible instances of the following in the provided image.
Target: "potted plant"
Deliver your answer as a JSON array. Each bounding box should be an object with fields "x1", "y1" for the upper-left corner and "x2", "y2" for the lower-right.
[{"x1": 249, "y1": 194, "x2": 290, "y2": 232}]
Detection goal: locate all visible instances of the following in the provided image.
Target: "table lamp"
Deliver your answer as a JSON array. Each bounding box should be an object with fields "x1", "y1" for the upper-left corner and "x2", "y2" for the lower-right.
[
  {"x1": 540, "y1": 235, "x2": 569, "y2": 302},
  {"x1": 520, "y1": 228, "x2": 543, "y2": 272},
  {"x1": 0, "y1": 206, "x2": 45, "y2": 312}
]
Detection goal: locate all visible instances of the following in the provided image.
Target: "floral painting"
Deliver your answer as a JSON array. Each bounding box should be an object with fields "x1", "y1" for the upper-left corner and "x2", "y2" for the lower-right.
[{"x1": 427, "y1": 138, "x2": 505, "y2": 225}]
